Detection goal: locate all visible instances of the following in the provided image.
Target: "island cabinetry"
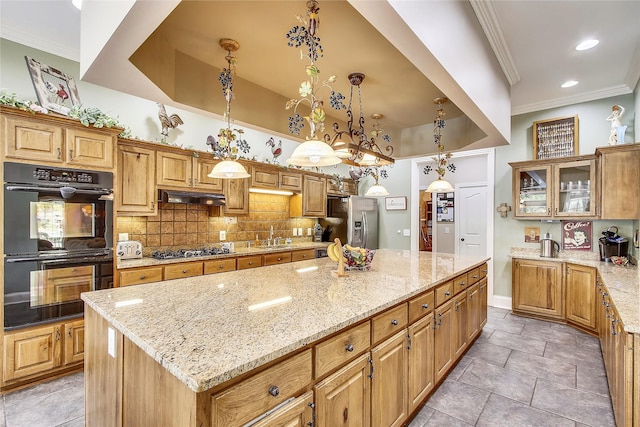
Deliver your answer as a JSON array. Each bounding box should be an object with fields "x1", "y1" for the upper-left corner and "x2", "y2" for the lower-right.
[
  {"x1": 251, "y1": 390, "x2": 314, "y2": 427},
  {"x1": 452, "y1": 291, "x2": 469, "y2": 360},
  {"x1": 2, "y1": 108, "x2": 117, "y2": 170},
  {"x1": 479, "y1": 278, "x2": 488, "y2": 329},
  {"x1": 433, "y1": 299, "x2": 454, "y2": 382},
  {"x1": 290, "y1": 175, "x2": 327, "y2": 218},
  {"x1": 117, "y1": 142, "x2": 157, "y2": 215},
  {"x1": 371, "y1": 329, "x2": 409, "y2": 427},
  {"x1": 512, "y1": 259, "x2": 564, "y2": 320},
  {"x1": 263, "y1": 251, "x2": 292, "y2": 266},
  {"x1": 118, "y1": 265, "x2": 163, "y2": 286},
  {"x1": 2, "y1": 319, "x2": 84, "y2": 387},
  {"x1": 371, "y1": 303, "x2": 408, "y2": 345},
  {"x1": 407, "y1": 294, "x2": 435, "y2": 414},
  {"x1": 314, "y1": 353, "x2": 371, "y2": 427},
  {"x1": 565, "y1": 263, "x2": 597, "y2": 333},
  {"x1": 467, "y1": 283, "x2": 480, "y2": 341},
  {"x1": 203, "y1": 258, "x2": 236, "y2": 274},
  {"x1": 236, "y1": 255, "x2": 263, "y2": 270},
  {"x1": 164, "y1": 261, "x2": 204, "y2": 280},
  {"x1": 210, "y1": 349, "x2": 312, "y2": 427},
  {"x1": 314, "y1": 321, "x2": 370, "y2": 379},
  {"x1": 597, "y1": 144, "x2": 640, "y2": 219},
  {"x1": 434, "y1": 280, "x2": 454, "y2": 307}
]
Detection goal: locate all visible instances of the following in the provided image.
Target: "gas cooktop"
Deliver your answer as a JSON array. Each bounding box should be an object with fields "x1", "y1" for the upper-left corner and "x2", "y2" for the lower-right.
[{"x1": 151, "y1": 247, "x2": 230, "y2": 260}]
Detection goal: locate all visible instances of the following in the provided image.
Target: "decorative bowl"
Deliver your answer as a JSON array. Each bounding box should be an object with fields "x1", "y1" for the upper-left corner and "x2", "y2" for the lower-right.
[{"x1": 343, "y1": 248, "x2": 375, "y2": 271}]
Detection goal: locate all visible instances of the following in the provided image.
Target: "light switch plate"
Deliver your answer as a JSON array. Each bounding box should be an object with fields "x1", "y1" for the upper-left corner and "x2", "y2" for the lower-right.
[
  {"x1": 118, "y1": 233, "x2": 129, "y2": 241},
  {"x1": 220, "y1": 230, "x2": 226, "y2": 241},
  {"x1": 403, "y1": 229, "x2": 410, "y2": 236},
  {"x1": 293, "y1": 228, "x2": 298, "y2": 236},
  {"x1": 305, "y1": 228, "x2": 310, "y2": 236}
]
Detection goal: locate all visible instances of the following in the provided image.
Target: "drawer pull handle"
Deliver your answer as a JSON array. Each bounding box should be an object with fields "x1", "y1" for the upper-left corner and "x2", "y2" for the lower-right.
[
  {"x1": 249, "y1": 262, "x2": 253, "y2": 265},
  {"x1": 460, "y1": 282, "x2": 466, "y2": 286},
  {"x1": 182, "y1": 269, "x2": 187, "y2": 273},
  {"x1": 473, "y1": 275, "x2": 479, "y2": 279},
  {"x1": 140, "y1": 275, "x2": 146, "y2": 279},
  {"x1": 391, "y1": 319, "x2": 398, "y2": 326},
  {"x1": 444, "y1": 291, "x2": 451, "y2": 296},
  {"x1": 345, "y1": 343, "x2": 354, "y2": 352},
  {"x1": 343, "y1": 408, "x2": 349, "y2": 422},
  {"x1": 482, "y1": 269, "x2": 487, "y2": 273},
  {"x1": 268, "y1": 385, "x2": 280, "y2": 397},
  {"x1": 57, "y1": 147, "x2": 62, "y2": 159},
  {"x1": 422, "y1": 303, "x2": 429, "y2": 309}
]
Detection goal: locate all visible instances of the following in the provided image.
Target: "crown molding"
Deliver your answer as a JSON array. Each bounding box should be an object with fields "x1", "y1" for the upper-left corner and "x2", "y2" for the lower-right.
[
  {"x1": 0, "y1": 25, "x2": 79, "y2": 62},
  {"x1": 512, "y1": 84, "x2": 633, "y2": 116},
  {"x1": 624, "y1": 41, "x2": 640, "y2": 92},
  {"x1": 469, "y1": 0, "x2": 520, "y2": 86}
]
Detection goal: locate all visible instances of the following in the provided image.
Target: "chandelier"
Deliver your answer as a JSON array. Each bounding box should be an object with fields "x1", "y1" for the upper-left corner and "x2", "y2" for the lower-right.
[
  {"x1": 327, "y1": 73, "x2": 395, "y2": 167},
  {"x1": 425, "y1": 97, "x2": 455, "y2": 193},
  {"x1": 208, "y1": 38, "x2": 251, "y2": 179},
  {"x1": 285, "y1": 0, "x2": 345, "y2": 167}
]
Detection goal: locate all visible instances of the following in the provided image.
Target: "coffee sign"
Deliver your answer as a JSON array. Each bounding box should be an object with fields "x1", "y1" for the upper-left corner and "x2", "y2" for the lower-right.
[{"x1": 562, "y1": 221, "x2": 592, "y2": 251}]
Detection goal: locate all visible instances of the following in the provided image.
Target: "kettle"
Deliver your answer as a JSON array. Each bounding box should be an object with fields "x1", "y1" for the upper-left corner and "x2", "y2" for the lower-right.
[{"x1": 540, "y1": 233, "x2": 559, "y2": 258}]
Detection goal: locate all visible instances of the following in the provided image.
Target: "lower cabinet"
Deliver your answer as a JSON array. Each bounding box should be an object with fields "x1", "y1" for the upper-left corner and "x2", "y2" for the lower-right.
[
  {"x1": 2, "y1": 319, "x2": 83, "y2": 387},
  {"x1": 434, "y1": 299, "x2": 454, "y2": 382},
  {"x1": 453, "y1": 291, "x2": 469, "y2": 360},
  {"x1": 512, "y1": 258, "x2": 564, "y2": 320},
  {"x1": 407, "y1": 314, "x2": 434, "y2": 414},
  {"x1": 251, "y1": 390, "x2": 314, "y2": 427},
  {"x1": 565, "y1": 263, "x2": 597, "y2": 333},
  {"x1": 371, "y1": 330, "x2": 408, "y2": 427}
]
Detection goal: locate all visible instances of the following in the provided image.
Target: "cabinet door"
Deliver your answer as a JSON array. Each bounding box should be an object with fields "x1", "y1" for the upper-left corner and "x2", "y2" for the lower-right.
[
  {"x1": 565, "y1": 263, "x2": 597, "y2": 332},
  {"x1": 371, "y1": 330, "x2": 408, "y2": 427},
  {"x1": 63, "y1": 320, "x2": 84, "y2": 365},
  {"x1": 278, "y1": 171, "x2": 302, "y2": 191},
  {"x1": 65, "y1": 128, "x2": 115, "y2": 169},
  {"x1": 251, "y1": 167, "x2": 279, "y2": 189},
  {"x1": 512, "y1": 259, "x2": 564, "y2": 319},
  {"x1": 554, "y1": 159, "x2": 597, "y2": 217},
  {"x1": 251, "y1": 390, "x2": 314, "y2": 427},
  {"x1": 294, "y1": 175, "x2": 327, "y2": 217},
  {"x1": 156, "y1": 150, "x2": 193, "y2": 188},
  {"x1": 408, "y1": 315, "x2": 434, "y2": 414},
  {"x1": 163, "y1": 261, "x2": 203, "y2": 280},
  {"x1": 3, "y1": 324, "x2": 62, "y2": 381},
  {"x1": 452, "y1": 292, "x2": 468, "y2": 360},
  {"x1": 193, "y1": 158, "x2": 224, "y2": 191},
  {"x1": 478, "y1": 278, "x2": 488, "y2": 329},
  {"x1": 599, "y1": 145, "x2": 640, "y2": 219},
  {"x1": 434, "y1": 299, "x2": 454, "y2": 382},
  {"x1": 3, "y1": 116, "x2": 64, "y2": 163},
  {"x1": 467, "y1": 283, "x2": 480, "y2": 342},
  {"x1": 513, "y1": 165, "x2": 552, "y2": 218},
  {"x1": 314, "y1": 353, "x2": 370, "y2": 427},
  {"x1": 117, "y1": 144, "x2": 156, "y2": 215},
  {"x1": 224, "y1": 175, "x2": 250, "y2": 215}
]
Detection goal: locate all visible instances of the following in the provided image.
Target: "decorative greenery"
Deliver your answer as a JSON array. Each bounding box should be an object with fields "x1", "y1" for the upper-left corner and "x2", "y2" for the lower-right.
[
  {"x1": 68, "y1": 105, "x2": 121, "y2": 128},
  {"x1": 0, "y1": 90, "x2": 47, "y2": 113}
]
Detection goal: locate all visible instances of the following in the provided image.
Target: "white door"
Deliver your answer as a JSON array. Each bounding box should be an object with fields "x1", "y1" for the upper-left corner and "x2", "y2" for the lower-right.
[{"x1": 456, "y1": 185, "x2": 488, "y2": 256}]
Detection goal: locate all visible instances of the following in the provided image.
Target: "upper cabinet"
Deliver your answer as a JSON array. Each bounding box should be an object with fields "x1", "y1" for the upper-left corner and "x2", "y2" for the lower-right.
[
  {"x1": 510, "y1": 156, "x2": 597, "y2": 219},
  {"x1": 156, "y1": 149, "x2": 224, "y2": 192},
  {"x1": 327, "y1": 178, "x2": 358, "y2": 196},
  {"x1": 597, "y1": 144, "x2": 640, "y2": 220},
  {"x1": 2, "y1": 107, "x2": 118, "y2": 171},
  {"x1": 117, "y1": 141, "x2": 156, "y2": 215},
  {"x1": 291, "y1": 175, "x2": 327, "y2": 217},
  {"x1": 224, "y1": 166, "x2": 251, "y2": 216}
]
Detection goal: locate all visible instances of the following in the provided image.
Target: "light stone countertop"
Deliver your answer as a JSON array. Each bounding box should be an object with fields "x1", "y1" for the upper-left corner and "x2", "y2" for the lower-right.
[
  {"x1": 83, "y1": 249, "x2": 488, "y2": 393},
  {"x1": 510, "y1": 248, "x2": 640, "y2": 334},
  {"x1": 117, "y1": 241, "x2": 330, "y2": 269}
]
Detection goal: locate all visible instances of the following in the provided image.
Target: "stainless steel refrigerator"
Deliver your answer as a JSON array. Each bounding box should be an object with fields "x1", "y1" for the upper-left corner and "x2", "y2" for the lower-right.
[{"x1": 320, "y1": 196, "x2": 379, "y2": 249}]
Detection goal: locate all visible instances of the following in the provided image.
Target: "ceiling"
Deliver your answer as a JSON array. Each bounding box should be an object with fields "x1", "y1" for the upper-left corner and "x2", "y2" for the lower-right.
[{"x1": 1, "y1": 0, "x2": 639, "y2": 157}]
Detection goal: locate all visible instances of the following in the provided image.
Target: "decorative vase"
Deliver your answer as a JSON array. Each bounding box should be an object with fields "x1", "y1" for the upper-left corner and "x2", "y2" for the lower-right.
[{"x1": 616, "y1": 125, "x2": 627, "y2": 145}]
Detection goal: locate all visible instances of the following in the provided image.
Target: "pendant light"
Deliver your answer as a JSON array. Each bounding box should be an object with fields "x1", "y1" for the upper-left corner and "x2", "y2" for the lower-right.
[
  {"x1": 425, "y1": 97, "x2": 455, "y2": 193},
  {"x1": 364, "y1": 168, "x2": 389, "y2": 197},
  {"x1": 208, "y1": 38, "x2": 250, "y2": 179}
]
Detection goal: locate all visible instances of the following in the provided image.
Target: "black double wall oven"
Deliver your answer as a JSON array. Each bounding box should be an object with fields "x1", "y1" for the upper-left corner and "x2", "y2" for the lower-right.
[{"x1": 3, "y1": 162, "x2": 114, "y2": 330}]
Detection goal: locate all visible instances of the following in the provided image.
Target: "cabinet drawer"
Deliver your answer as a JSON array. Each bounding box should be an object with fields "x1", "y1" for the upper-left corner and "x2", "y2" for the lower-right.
[
  {"x1": 477, "y1": 263, "x2": 488, "y2": 281},
  {"x1": 204, "y1": 258, "x2": 237, "y2": 274},
  {"x1": 408, "y1": 290, "x2": 434, "y2": 323},
  {"x1": 291, "y1": 249, "x2": 315, "y2": 262},
  {"x1": 453, "y1": 273, "x2": 469, "y2": 295},
  {"x1": 46, "y1": 265, "x2": 93, "y2": 279},
  {"x1": 210, "y1": 349, "x2": 312, "y2": 427},
  {"x1": 237, "y1": 255, "x2": 263, "y2": 270},
  {"x1": 372, "y1": 304, "x2": 408, "y2": 345},
  {"x1": 119, "y1": 266, "x2": 163, "y2": 286},
  {"x1": 435, "y1": 280, "x2": 454, "y2": 307},
  {"x1": 264, "y1": 252, "x2": 292, "y2": 266},
  {"x1": 315, "y1": 321, "x2": 370, "y2": 379},
  {"x1": 163, "y1": 261, "x2": 203, "y2": 280}
]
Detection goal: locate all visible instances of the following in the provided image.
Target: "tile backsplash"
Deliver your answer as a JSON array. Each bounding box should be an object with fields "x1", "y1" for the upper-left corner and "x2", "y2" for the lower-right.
[{"x1": 116, "y1": 193, "x2": 317, "y2": 255}]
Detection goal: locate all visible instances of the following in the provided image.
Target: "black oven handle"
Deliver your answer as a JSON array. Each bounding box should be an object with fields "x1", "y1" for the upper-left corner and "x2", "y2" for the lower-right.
[
  {"x1": 5, "y1": 185, "x2": 112, "y2": 195},
  {"x1": 6, "y1": 253, "x2": 112, "y2": 263}
]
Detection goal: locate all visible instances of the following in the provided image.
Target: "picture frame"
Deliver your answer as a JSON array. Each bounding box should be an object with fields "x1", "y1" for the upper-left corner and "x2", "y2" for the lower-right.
[
  {"x1": 385, "y1": 196, "x2": 407, "y2": 211},
  {"x1": 25, "y1": 56, "x2": 81, "y2": 115},
  {"x1": 533, "y1": 115, "x2": 579, "y2": 160},
  {"x1": 561, "y1": 220, "x2": 592, "y2": 251}
]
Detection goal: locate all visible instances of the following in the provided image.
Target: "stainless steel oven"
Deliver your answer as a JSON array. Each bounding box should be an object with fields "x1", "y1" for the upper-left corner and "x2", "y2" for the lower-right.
[{"x1": 3, "y1": 162, "x2": 114, "y2": 330}]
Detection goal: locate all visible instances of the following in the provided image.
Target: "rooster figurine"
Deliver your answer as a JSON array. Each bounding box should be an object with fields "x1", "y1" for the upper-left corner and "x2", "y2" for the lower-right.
[
  {"x1": 157, "y1": 103, "x2": 184, "y2": 139},
  {"x1": 265, "y1": 137, "x2": 282, "y2": 163}
]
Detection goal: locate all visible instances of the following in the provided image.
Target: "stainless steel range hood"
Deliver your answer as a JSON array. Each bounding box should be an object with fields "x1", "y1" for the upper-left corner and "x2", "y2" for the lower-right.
[{"x1": 158, "y1": 189, "x2": 226, "y2": 206}]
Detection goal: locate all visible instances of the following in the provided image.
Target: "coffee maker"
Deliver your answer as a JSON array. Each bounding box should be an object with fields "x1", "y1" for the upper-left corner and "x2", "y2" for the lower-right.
[{"x1": 598, "y1": 226, "x2": 629, "y2": 262}]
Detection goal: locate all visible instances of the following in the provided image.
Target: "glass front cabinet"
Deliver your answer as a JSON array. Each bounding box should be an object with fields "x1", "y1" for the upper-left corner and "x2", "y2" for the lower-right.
[{"x1": 511, "y1": 156, "x2": 598, "y2": 219}]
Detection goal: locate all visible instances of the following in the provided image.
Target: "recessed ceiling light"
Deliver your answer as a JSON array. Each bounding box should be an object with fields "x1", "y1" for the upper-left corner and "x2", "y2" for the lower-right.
[
  {"x1": 576, "y1": 39, "x2": 599, "y2": 51},
  {"x1": 72, "y1": 0, "x2": 82, "y2": 10},
  {"x1": 561, "y1": 80, "x2": 579, "y2": 88}
]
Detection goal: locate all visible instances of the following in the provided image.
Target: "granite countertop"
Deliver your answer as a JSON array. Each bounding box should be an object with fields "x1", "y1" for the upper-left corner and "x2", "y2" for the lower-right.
[
  {"x1": 510, "y1": 248, "x2": 640, "y2": 334},
  {"x1": 84, "y1": 249, "x2": 488, "y2": 393},
  {"x1": 117, "y1": 241, "x2": 330, "y2": 269}
]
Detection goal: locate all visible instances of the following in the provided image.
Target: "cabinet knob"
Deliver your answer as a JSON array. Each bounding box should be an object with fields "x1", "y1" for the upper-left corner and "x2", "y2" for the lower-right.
[
  {"x1": 422, "y1": 303, "x2": 429, "y2": 309},
  {"x1": 391, "y1": 319, "x2": 398, "y2": 326},
  {"x1": 249, "y1": 262, "x2": 253, "y2": 265},
  {"x1": 140, "y1": 275, "x2": 146, "y2": 279},
  {"x1": 472, "y1": 275, "x2": 479, "y2": 279},
  {"x1": 219, "y1": 265, "x2": 224, "y2": 269},
  {"x1": 277, "y1": 257, "x2": 282, "y2": 261},
  {"x1": 268, "y1": 385, "x2": 280, "y2": 397},
  {"x1": 460, "y1": 281, "x2": 466, "y2": 287},
  {"x1": 182, "y1": 269, "x2": 187, "y2": 273},
  {"x1": 444, "y1": 291, "x2": 451, "y2": 296},
  {"x1": 345, "y1": 343, "x2": 354, "y2": 352}
]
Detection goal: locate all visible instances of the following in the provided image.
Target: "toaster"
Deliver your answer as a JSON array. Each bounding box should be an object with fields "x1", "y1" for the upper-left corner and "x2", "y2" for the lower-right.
[{"x1": 116, "y1": 240, "x2": 143, "y2": 260}]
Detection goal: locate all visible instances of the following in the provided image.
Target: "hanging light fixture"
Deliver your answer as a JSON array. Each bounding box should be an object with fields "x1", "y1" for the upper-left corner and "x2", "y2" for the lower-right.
[
  {"x1": 365, "y1": 167, "x2": 389, "y2": 197},
  {"x1": 208, "y1": 38, "x2": 251, "y2": 179},
  {"x1": 425, "y1": 97, "x2": 455, "y2": 193},
  {"x1": 285, "y1": 0, "x2": 344, "y2": 167},
  {"x1": 327, "y1": 73, "x2": 395, "y2": 167}
]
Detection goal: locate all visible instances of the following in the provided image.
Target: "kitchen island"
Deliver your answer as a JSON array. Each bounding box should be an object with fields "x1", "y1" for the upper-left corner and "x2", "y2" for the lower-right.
[{"x1": 83, "y1": 249, "x2": 489, "y2": 426}]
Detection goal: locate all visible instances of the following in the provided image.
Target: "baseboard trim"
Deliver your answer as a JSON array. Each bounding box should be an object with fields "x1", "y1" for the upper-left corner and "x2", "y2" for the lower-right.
[{"x1": 490, "y1": 295, "x2": 512, "y2": 311}]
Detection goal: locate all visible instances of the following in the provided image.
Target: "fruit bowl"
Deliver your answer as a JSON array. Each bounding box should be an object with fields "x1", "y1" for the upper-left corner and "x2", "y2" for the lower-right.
[{"x1": 343, "y1": 247, "x2": 375, "y2": 271}]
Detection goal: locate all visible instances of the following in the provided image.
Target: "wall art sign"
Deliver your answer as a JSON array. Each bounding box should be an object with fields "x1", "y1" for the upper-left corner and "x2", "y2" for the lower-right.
[
  {"x1": 25, "y1": 56, "x2": 81, "y2": 115},
  {"x1": 385, "y1": 196, "x2": 407, "y2": 211},
  {"x1": 524, "y1": 226, "x2": 540, "y2": 243},
  {"x1": 562, "y1": 220, "x2": 592, "y2": 251}
]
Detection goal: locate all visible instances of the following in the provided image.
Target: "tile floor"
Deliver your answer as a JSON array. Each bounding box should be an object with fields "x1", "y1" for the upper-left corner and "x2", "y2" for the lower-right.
[{"x1": 0, "y1": 306, "x2": 615, "y2": 427}]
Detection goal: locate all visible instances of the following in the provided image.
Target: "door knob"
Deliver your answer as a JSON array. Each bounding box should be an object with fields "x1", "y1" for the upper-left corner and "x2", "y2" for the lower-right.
[{"x1": 460, "y1": 238, "x2": 465, "y2": 241}]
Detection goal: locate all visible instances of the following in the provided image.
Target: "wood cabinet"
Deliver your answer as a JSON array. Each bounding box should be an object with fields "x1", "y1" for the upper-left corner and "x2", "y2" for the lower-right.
[
  {"x1": 3, "y1": 319, "x2": 83, "y2": 385},
  {"x1": 512, "y1": 259, "x2": 564, "y2": 320},
  {"x1": 278, "y1": 171, "x2": 302, "y2": 192},
  {"x1": 371, "y1": 303, "x2": 408, "y2": 345},
  {"x1": 204, "y1": 258, "x2": 236, "y2": 274},
  {"x1": 565, "y1": 263, "x2": 597, "y2": 333},
  {"x1": 119, "y1": 266, "x2": 163, "y2": 286},
  {"x1": 314, "y1": 322, "x2": 370, "y2": 379},
  {"x1": 314, "y1": 353, "x2": 371, "y2": 427},
  {"x1": 251, "y1": 390, "x2": 314, "y2": 427},
  {"x1": 236, "y1": 255, "x2": 263, "y2": 270},
  {"x1": 291, "y1": 248, "x2": 315, "y2": 262},
  {"x1": 452, "y1": 291, "x2": 469, "y2": 360},
  {"x1": 2, "y1": 109, "x2": 117, "y2": 170},
  {"x1": 434, "y1": 299, "x2": 454, "y2": 382},
  {"x1": 156, "y1": 150, "x2": 224, "y2": 192},
  {"x1": 467, "y1": 283, "x2": 480, "y2": 342},
  {"x1": 290, "y1": 175, "x2": 327, "y2": 217},
  {"x1": 117, "y1": 143, "x2": 157, "y2": 215},
  {"x1": 263, "y1": 251, "x2": 292, "y2": 266},
  {"x1": 224, "y1": 175, "x2": 250, "y2": 215},
  {"x1": 251, "y1": 166, "x2": 279, "y2": 189},
  {"x1": 478, "y1": 278, "x2": 488, "y2": 329},
  {"x1": 371, "y1": 330, "x2": 408, "y2": 427},
  {"x1": 407, "y1": 308, "x2": 434, "y2": 414},
  {"x1": 327, "y1": 177, "x2": 357, "y2": 196},
  {"x1": 510, "y1": 156, "x2": 598, "y2": 219},
  {"x1": 597, "y1": 144, "x2": 640, "y2": 219},
  {"x1": 164, "y1": 261, "x2": 203, "y2": 280}
]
